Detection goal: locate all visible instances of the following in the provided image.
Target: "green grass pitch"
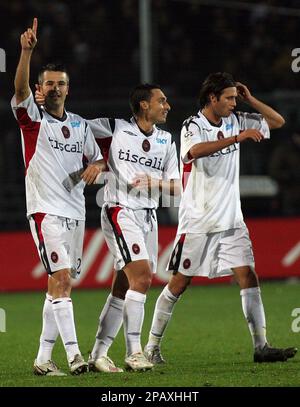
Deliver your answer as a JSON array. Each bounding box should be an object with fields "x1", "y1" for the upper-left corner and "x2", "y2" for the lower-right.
[{"x1": 0, "y1": 282, "x2": 299, "y2": 387}]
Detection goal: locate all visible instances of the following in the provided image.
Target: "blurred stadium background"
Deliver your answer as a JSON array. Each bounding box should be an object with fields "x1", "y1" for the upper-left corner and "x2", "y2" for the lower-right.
[
  {"x1": 0, "y1": 0, "x2": 300, "y2": 387},
  {"x1": 0, "y1": 0, "x2": 299, "y2": 290}
]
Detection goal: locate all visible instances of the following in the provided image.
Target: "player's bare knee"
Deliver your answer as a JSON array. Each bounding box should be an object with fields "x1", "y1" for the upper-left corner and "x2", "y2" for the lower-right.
[
  {"x1": 234, "y1": 266, "x2": 258, "y2": 289},
  {"x1": 130, "y1": 272, "x2": 152, "y2": 293},
  {"x1": 51, "y1": 269, "x2": 72, "y2": 296},
  {"x1": 246, "y1": 268, "x2": 259, "y2": 287},
  {"x1": 139, "y1": 274, "x2": 152, "y2": 292},
  {"x1": 169, "y1": 273, "x2": 191, "y2": 297},
  {"x1": 175, "y1": 281, "x2": 189, "y2": 296}
]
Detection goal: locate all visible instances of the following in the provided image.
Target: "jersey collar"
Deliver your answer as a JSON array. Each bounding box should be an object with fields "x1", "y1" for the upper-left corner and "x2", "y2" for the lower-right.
[
  {"x1": 130, "y1": 117, "x2": 156, "y2": 137},
  {"x1": 198, "y1": 110, "x2": 223, "y2": 128},
  {"x1": 43, "y1": 108, "x2": 68, "y2": 122}
]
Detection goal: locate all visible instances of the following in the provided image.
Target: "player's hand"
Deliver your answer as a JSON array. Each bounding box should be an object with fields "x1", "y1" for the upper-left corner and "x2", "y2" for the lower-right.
[
  {"x1": 237, "y1": 129, "x2": 264, "y2": 143},
  {"x1": 81, "y1": 162, "x2": 103, "y2": 185},
  {"x1": 20, "y1": 18, "x2": 38, "y2": 51},
  {"x1": 131, "y1": 173, "x2": 160, "y2": 190},
  {"x1": 34, "y1": 83, "x2": 45, "y2": 105},
  {"x1": 236, "y1": 82, "x2": 252, "y2": 103},
  {"x1": 35, "y1": 84, "x2": 45, "y2": 105}
]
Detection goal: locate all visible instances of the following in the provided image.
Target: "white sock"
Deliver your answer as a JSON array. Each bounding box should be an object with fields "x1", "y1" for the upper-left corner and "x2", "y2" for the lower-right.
[
  {"x1": 52, "y1": 297, "x2": 80, "y2": 363},
  {"x1": 147, "y1": 285, "x2": 178, "y2": 348},
  {"x1": 123, "y1": 289, "x2": 146, "y2": 356},
  {"x1": 91, "y1": 294, "x2": 124, "y2": 360},
  {"x1": 240, "y1": 287, "x2": 267, "y2": 350},
  {"x1": 36, "y1": 294, "x2": 59, "y2": 364}
]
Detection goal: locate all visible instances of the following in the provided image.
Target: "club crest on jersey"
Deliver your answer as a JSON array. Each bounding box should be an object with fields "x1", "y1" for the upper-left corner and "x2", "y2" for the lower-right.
[
  {"x1": 142, "y1": 139, "x2": 151, "y2": 152},
  {"x1": 62, "y1": 126, "x2": 70, "y2": 139},
  {"x1": 217, "y1": 131, "x2": 224, "y2": 140}
]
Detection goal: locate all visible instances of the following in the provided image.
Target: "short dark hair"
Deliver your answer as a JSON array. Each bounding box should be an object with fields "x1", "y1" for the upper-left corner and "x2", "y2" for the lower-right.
[
  {"x1": 129, "y1": 83, "x2": 162, "y2": 115},
  {"x1": 38, "y1": 63, "x2": 69, "y2": 84},
  {"x1": 199, "y1": 72, "x2": 236, "y2": 109}
]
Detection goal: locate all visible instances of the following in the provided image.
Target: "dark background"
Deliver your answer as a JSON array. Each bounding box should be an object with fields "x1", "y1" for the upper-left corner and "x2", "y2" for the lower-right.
[{"x1": 1, "y1": 0, "x2": 300, "y2": 230}]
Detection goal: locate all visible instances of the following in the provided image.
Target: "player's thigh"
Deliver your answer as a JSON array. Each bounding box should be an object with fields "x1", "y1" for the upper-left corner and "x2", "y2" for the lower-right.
[
  {"x1": 218, "y1": 227, "x2": 255, "y2": 270},
  {"x1": 144, "y1": 214, "x2": 158, "y2": 274},
  {"x1": 101, "y1": 204, "x2": 149, "y2": 270},
  {"x1": 29, "y1": 213, "x2": 73, "y2": 274},
  {"x1": 167, "y1": 232, "x2": 218, "y2": 277},
  {"x1": 69, "y1": 219, "x2": 85, "y2": 278}
]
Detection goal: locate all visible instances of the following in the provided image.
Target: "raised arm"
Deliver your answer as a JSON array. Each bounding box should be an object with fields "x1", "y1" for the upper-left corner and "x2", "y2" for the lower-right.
[
  {"x1": 236, "y1": 82, "x2": 285, "y2": 129},
  {"x1": 14, "y1": 18, "x2": 38, "y2": 104}
]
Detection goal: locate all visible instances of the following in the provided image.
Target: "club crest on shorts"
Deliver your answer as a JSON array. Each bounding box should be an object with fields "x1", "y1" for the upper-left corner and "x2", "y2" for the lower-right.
[
  {"x1": 51, "y1": 251, "x2": 59, "y2": 263},
  {"x1": 142, "y1": 139, "x2": 150, "y2": 152},
  {"x1": 61, "y1": 126, "x2": 70, "y2": 139},
  {"x1": 183, "y1": 258, "x2": 191, "y2": 269},
  {"x1": 132, "y1": 243, "x2": 140, "y2": 254}
]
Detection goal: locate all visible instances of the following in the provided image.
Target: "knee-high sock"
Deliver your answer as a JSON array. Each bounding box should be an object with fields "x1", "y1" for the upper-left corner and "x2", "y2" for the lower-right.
[
  {"x1": 240, "y1": 287, "x2": 267, "y2": 349},
  {"x1": 36, "y1": 293, "x2": 59, "y2": 364},
  {"x1": 123, "y1": 290, "x2": 146, "y2": 356},
  {"x1": 147, "y1": 285, "x2": 178, "y2": 348},
  {"x1": 91, "y1": 294, "x2": 124, "y2": 360},
  {"x1": 52, "y1": 297, "x2": 80, "y2": 363}
]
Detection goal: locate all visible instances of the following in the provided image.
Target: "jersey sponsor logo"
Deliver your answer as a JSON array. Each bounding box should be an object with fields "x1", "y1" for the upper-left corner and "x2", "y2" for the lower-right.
[
  {"x1": 225, "y1": 123, "x2": 233, "y2": 130},
  {"x1": 210, "y1": 142, "x2": 238, "y2": 157},
  {"x1": 123, "y1": 130, "x2": 138, "y2": 137},
  {"x1": 142, "y1": 139, "x2": 151, "y2": 152},
  {"x1": 70, "y1": 121, "x2": 80, "y2": 128},
  {"x1": 48, "y1": 137, "x2": 83, "y2": 153},
  {"x1": 118, "y1": 149, "x2": 163, "y2": 170},
  {"x1": 61, "y1": 126, "x2": 70, "y2": 139},
  {"x1": 156, "y1": 137, "x2": 167, "y2": 144}
]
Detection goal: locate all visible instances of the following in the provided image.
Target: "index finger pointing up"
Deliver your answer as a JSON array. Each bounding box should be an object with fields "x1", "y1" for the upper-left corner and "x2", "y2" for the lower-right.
[{"x1": 32, "y1": 17, "x2": 38, "y2": 35}]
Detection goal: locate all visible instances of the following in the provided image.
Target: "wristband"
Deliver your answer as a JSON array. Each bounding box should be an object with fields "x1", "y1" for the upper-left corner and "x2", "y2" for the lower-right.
[{"x1": 235, "y1": 135, "x2": 238, "y2": 143}]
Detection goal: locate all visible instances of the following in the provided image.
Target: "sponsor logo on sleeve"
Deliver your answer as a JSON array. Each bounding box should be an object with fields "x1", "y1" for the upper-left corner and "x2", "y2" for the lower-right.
[{"x1": 184, "y1": 131, "x2": 193, "y2": 138}]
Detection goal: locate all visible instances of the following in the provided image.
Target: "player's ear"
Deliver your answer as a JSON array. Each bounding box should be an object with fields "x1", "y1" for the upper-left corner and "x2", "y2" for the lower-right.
[
  {"x1": 209, "y1": 93, "x2": 217, "y2": 104},
  {"x1": 66, "y1": 85, "x2": 69, "y2": 96},
  {"x1": 140, "y1": 100, "x2": 149, "y2": 111}
]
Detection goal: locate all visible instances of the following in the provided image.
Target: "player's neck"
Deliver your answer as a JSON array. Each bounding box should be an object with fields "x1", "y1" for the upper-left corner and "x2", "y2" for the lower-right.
[
  {"x1": 201, "y1": 107, "x2": 222, "y2": 126},
  {"x1": 135, "y1": 117, "x2": 154, "y2": 135},
  {"x1": 45, "y1": 105, "x2": 65, "y2": 119}
]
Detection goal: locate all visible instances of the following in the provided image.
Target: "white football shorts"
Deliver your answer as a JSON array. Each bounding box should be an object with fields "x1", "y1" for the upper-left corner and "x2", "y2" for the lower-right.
[
  {"x1": 101, "y1": 203, "x2": 158, "y2": 273},
  {"x1": 29, "y1": 213, "x2": 84, "y2": 277},
  {"x1": 167, "y1": 226, "x2": 255, "y2": 278}
]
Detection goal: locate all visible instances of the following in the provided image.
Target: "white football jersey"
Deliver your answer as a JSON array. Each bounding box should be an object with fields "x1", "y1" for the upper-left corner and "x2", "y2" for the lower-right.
[
  {"x1": 88, "y1": 117, "x2": 179, "y2": 209},
  {"x1": 178, "y1": 111, "x2": 270, "y2": 233},
  {"x1": 11, "y1": 93, "x2": 102, "y2": 220}
]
